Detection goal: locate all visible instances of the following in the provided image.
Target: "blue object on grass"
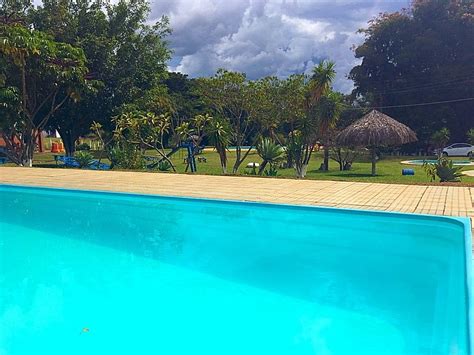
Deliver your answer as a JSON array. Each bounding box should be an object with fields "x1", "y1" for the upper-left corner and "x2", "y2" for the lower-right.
[
  {"x1": 402, "y1": 168, "x2": 415, "y2": 175},
  {"x1": 57, "y1": 156, "x2": 80, "y2": 168},
  {"x1": 57, "y1": 156, "x2": 109, "y2": 170},
  {"x1": 89, "y1": 160, "x2": 110, "y2": 170}
]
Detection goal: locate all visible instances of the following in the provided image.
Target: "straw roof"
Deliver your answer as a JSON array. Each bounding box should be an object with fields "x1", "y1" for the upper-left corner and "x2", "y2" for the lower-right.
[{"x1": 337, "y1": 110, "x2": 417, "y2": 147}]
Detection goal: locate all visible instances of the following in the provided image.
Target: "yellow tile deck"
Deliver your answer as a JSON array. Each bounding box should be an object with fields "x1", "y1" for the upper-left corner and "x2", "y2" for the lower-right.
[{"x1": 1, "y1": 167, "x2": 473, "y2": 248}]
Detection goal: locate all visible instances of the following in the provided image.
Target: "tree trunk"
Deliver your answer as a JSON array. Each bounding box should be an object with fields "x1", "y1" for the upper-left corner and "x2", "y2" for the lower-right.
[
  {"x1": 323, "y1": 147, "x2": 329, "y2": 171},
  {"x1": 23, "y1": 128, "x2": 36, "y2": 167},
  {"x1": 295, "y1": 164, "x2": 307, "y2": 178},
  {"x1": 286, "y1": 151, "x2": 293, "y2": 169},
  {"x1": 258, "y1": 161, "x2": 268, "y2": 175},
  {"x1": 232, "y1": 145, "x2": 241, "y2": 174},
  {"x1": 233, "y1": 143, "x2": 255, "y2": 174},
  {"x1": 58, "y1": 128, "x2": 78, "y2": 157},
  {"x1": 371, "y1": 147, "x2": 377, "y2": 176}
]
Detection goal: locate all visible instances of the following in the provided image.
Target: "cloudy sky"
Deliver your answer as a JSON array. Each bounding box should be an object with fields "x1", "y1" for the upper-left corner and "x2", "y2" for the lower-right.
[{"x1": 150, "y1": 0, "x2": 407, "y2": 92}]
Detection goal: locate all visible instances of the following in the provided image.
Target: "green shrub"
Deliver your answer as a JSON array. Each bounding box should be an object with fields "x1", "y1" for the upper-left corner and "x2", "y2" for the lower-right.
[
  {"x1": 467, "y1": 128, "x2": 474, "y2": 145},
  {"x1": 109, "y1": 147, "x2": 145, "y2": 170},
  {"x1": 76, "y1": 142, "x2": 91, "y2": 151},
  {"x1": 256, "y1": 138, "x2": 285, "y2": 175},
  {"x1": 423, "y1": 157, "x2": 463, "y2": 182},
  {"x1": 157, "y1": 160, "x2": 172, "y2": 171},
  {"x1": 430, "y1": 127, "x2": 450, "y2": 146},
  {"x1": 263, "y1": 164, "x2": 279, "y2": 176},
  {"x1": 75, "y1": 151, "x2": 94, "y2": 168}
]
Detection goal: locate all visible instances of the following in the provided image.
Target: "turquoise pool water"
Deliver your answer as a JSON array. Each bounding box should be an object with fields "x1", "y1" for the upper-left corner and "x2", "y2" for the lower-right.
[{"x1": 0, "y1": 185, "x2": 471, "y2": 354}]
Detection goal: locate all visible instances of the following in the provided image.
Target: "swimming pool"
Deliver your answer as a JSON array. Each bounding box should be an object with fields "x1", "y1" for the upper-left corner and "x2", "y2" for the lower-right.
[
  {"x1": 402, "y1": 159, "x2": 474, "y2": 166},
  {"x1": 0, "y1": 184, "x2": 472, "y2": 354}
]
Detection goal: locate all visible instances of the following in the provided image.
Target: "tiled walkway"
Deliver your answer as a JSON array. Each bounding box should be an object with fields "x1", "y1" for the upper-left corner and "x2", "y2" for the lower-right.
[{"x1": 1, "y1": 167, "x2": 473, "y2": 236}]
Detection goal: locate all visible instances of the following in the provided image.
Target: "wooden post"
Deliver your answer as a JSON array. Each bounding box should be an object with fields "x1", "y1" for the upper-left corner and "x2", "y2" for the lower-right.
[
  {"x1": 37, "y1": 131, "x2": 44, "y2": 152},
  {"x1": 371, "y1": 147, "x2": 377, "y2": 176}
]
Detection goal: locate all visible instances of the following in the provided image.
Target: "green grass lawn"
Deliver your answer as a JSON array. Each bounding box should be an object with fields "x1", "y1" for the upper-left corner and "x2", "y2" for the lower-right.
[{"x1": 13, "y1": 149, "x2": 473, "y2": 185}]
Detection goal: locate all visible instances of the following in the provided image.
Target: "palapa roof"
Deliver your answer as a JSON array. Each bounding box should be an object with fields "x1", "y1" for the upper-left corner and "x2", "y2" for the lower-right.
[{"x1": 337, "y1": 110, "x2": 417, "y2": 147}]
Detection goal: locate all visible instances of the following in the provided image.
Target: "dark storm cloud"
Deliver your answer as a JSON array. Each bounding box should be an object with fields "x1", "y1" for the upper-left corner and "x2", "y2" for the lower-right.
[{"x1": 151, "y1": 0, "x2": 406, "y2": 92}]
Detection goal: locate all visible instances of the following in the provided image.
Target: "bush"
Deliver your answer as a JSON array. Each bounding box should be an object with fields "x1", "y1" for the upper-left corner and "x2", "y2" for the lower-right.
[
  {"x1": 109, "y1": 146, "x2": 145, "y2": 170},
  {"x1": 423, "y1": 157, "x2": 463, "y2": 182},
  {"x1": 75, "y1": 151, "x2": 95, "y2": 168},
  {"x1": 430, "y1": 128, "x2": 450, "y2": 156},
  {"x1": 467, "y1": 128, "x2": 474, "y2": 145},
  {"x1": 76, "y1": 142, "x2": 91, "y2": 151},
  {"x1": 330, "y1": 147, "x2": 359, "y2": 171},
  {"x1": 157, "y1": 160, "x2": 172, "y2": 171},
  {"x1": 256, "y1": 138, "x2": 285, "y2": 175},
  {"x1": 263, "y1": 164, "x2": 279, "y2": 176}
]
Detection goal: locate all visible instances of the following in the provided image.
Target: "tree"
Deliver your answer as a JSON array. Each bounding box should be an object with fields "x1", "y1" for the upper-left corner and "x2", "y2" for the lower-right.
[
  {"x1": 29, "y1": 0, "x2": 172, "y2": 156},
  {"x1": 466, "y1": 128, "x2": 474, "y2": 145},
  {"x1": 306, "y1": 61, "x2": 341, "y2": 171},
  {"x1": 287, "y1": 129, "x2": 313, "y2": 178},
  {"x1": 272, "y1": 74, "x2": 306, "y2": 168},
  {"x1": 174, "y1": 113, "x2": 211, "y2": 172},
  {"x1": 113, "y1": 111, "x2": 176, "y2": 171},
  {"x1": 198, "y1": 69, "x2": 268, "y2": 174},
  {"x1": 286, "y1": 60, "x2": 338, "y2": 178},
  {"x1": 330, "y1": 146, "x2": 358, "y2": 171},
  {"x1": 165, "y1": 72, "x2": 207, "y2": 122},
  {"x1": 430, "y1": 127, "x2": 450, "y2": 156},
  {"x1": 308, "y1": 60, "x2": 336, "y2": 106},
  {"x1": 0, "y1": 22, "x2": 88, "y2": 166},
  {"x1": 350, "y1": 0, "x2": 474, "y2": 145},
  {"x1": 314, "y1": 91, "x2": 343, "y2": 170},
  {"x1": 206, "y1": 116, "x2": 231, "y2": 174}
]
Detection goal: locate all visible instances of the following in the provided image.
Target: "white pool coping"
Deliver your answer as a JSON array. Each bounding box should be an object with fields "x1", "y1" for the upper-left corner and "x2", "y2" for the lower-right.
[{"x1": 401, "y1": 160, "x2": 474, "y2": 166}]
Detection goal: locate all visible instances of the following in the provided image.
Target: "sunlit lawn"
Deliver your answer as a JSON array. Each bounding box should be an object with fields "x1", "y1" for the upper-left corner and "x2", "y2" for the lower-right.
[{"x1": 19, "y1": 148, "x2": 474, "y2": 185}]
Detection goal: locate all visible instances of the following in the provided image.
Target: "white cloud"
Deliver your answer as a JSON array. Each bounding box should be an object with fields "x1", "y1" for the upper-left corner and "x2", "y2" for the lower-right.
[{"x1": 153, "y1": 0, "x2": 406, "y2": 92}]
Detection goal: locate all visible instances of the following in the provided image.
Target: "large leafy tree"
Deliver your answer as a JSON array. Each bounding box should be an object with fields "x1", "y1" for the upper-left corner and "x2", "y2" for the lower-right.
[
  {"x1": 0, "y1": 20, "x2": 88, "y2": 166},
  {"x1": 350, "y1": 0, "x2": 474, "y2": 145},
  {"x1": 28, "y1": 0, "x2": 171, "y2": 155},
  {"x1": 270, "y1": 74, "x2": 306, "y2": 168},
  {"x1": 198, "y1": 69, "x2": 270, "y2": 174},
  {"x1": 165, "y1": 72, "x2": 207, "y2": 122}
]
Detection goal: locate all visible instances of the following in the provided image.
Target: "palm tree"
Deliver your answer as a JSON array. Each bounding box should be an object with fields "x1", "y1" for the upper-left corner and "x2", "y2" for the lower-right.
[
  {"x1": 256, "y1": 138, "x2": 285, "y2": 175},
  {"x1": 308, "y1": 60, "x2": 336, "y2": 107},
  {"x1": 287, "y1": 60, "x2": 337, "y2": 178},
  {"x1": 316, "y1": 91, "x2": 343, "y2": 170},
  {"x1": 307, "y1": 60, "x2": 337, "y2": 171}
]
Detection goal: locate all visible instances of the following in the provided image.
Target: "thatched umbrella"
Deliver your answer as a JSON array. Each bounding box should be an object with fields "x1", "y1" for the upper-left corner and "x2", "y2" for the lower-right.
[{"x1": 337, "y1": 110, "x2": 417, "y2": 176}]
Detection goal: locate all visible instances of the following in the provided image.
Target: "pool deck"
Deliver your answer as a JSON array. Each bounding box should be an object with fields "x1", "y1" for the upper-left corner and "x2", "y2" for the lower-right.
[{"x1": 1, "y1": 167, "x2": 473, "y2": 245}]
